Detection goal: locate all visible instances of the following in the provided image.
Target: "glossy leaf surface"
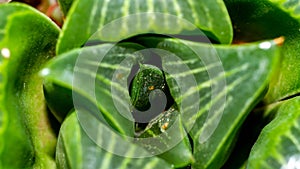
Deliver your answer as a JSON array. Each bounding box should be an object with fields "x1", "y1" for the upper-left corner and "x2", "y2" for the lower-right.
[
  {"x1": 248, "y1": 97, "x2": 300, "y2": 169},
  {"x1": 56, "y1": 0, "x2": 233, "y2": 54},
  {"x1": 57, "y1": 111, "x2": 173, "y2": 169},
  {"x1": 43, "y1": 37, "x2": 280, "y2": 168},
  {"x1": 138, "y1": 107, "x2": 193, "y2": 168},
  {"x1": 0, "y1": 3, "x2": 60, "y2": 169},
  {"x1": 43, "y1": 43, "x2": 193, "y2": 167},
  {"x1": 135, "y1": 37, "x2": 280, "y2": 168},
  {"x1": 225, "y1": 0, "x2": 300, "y2": 104},
  {"x1": 43, "y1": 43, "x2": 142, "y2": 135}
]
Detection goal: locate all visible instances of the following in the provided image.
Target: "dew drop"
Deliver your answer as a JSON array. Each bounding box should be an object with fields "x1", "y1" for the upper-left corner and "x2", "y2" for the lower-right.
[
  {"x1": 259, "y1": 42, "x2": 272, "y2": 50},
  {"x1": 40, "y1": 68, "x2": 50, "y2": 76},
  {"x1": 1, "y1": 48, "x2": 10, "y2": 59}
]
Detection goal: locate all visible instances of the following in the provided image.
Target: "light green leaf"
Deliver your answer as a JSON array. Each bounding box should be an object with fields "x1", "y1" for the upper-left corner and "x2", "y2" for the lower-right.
[
  {"x1": 56, "y1": 0, "x2": 233, "y2": 54},
  {"x1": 247, "y1": 96, "x2": 300, "y2": 169},
  {"x1": 135, "y1": 37, "x2": 280, "y2": 168},
  {"x1": 0, "y1": 3, "x2": 60, "y2": 169},
  {"x1": 57, "y1": 111, "x2": 173, "y2": 169}
]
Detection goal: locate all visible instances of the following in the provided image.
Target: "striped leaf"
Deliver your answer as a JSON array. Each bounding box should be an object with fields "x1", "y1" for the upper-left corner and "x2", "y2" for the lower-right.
[
  {"x1": 43, "y1": 37, "x2": 280, "y2": 168},
  {"x1": 57, "y1": 111, "x2": 172, "y2": 169},
  {"x1": 56, "y1": 0, "x2": 233, "y2": 54},
  {"x1": 0, "y1": 3, "x2": 59, "y2": 169},
  {"x1": 134, "y1": 37, "x2": 280, "y2": 169},
  {"x1": 247, "y1": 96, "x2": 300, "y2": 169},
  {"x1": 138, "y1": 107, "x2": 194, "y2": 168},
  {"x1": 43, "y1": 43, "x2": 195, "y2": 167},
  {"x1": 129, "y1": 63, "x2": 193, "y2": 167},
  {"x1": 42, "y1": 43, "x2": 144, "y2": 135}
]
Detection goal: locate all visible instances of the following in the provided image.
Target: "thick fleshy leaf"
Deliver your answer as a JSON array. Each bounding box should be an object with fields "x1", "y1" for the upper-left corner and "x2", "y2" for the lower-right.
[
  {"x1": 247, "y1": 96, "x2": 300, "y2": 169},
  {"x1": 129, "y1": 63, "x2": 193, "y2": 167},
  {"x1": 43, "y1": 43, "x2": 193, "y2": 167},
  {"x1": 57, "y1": 111, "x2": 173, "y2": 169},
  {"x1": 138, "y1": 107, "x2": 193, "y2": 168},
  {"x1": 56, "y1": 0, "x2": 233, "y2": 54},
  {"x1": 264, "y1": 32, "x2": 300, "y2": 103},
  {"x1": 225, "y1": 0, "x2": 300, "y2": 104},
  {"x1": 222, "y1": 102, "x2": 281, "y2": 169},
  {"x1": 42, "y1": 43, "x2": 142, "y2": 135},
  {"x1": 0, "y1": 3, "x2": 59, "y2": 169},
  {"x1": 134, "y1": 37, "x2": 280, "y2": 168}
]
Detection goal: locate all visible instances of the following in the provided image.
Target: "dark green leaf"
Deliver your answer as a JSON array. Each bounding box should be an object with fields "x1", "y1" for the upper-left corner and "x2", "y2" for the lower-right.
[
  {"x1": 57, "y1": 0, "x2": 74, "y2": 15},
  {"x1": 269, "y1": 0, "x2": 300, "y2": 19},
  {"x1": 224, "y1": 0, "x2": 300, "y2": 104},
  {"x1": 56, "y1": 0, "x2": 233, "y2": 54},
  {"x1": 0, "y1": 3, "x2": 60, "y2": 169}
]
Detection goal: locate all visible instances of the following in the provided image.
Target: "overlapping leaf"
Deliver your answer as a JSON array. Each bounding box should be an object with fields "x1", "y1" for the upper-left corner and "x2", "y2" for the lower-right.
[
  {"x1": 56, "y1": 0, "x2": 233, "y2": 54},
  {"x1": 43, "y1": 43, "x2": 194, "y2": 168},
  {"x1": 56, "y1": 112, "x2": 172, "y2": 169},
  {"x1": 43, "y1": 36, "x2": 280, "y2": 168},
  {"x1": 57, "y1": 111, "x2": 172, "y2": 169},
  {"x1": 135, "y1": 37, "x2": 280, "y2": 168},
  {"x1": 0, "y1": 3, "x2": 60, "y2": 169},
  {"x1": 270, "y1": 0, "x2": 300, "y2": 20},
  {"x1": 247, "y1": 96, "x2": 300, "y2": 169},
  {"x1": 42, "y1": 43, "x2": 142, "y2": 135},
  {"x1": 137, "y1": 108, "x2": 193, "y2": 168},
  {"x1": 225, "y1": 0, "x2": 300, "y2": 103}
]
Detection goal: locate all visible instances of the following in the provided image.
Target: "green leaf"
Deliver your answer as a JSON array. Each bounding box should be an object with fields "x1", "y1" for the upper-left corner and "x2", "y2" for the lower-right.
[
  {"x1": 130, "y1": 64, "x2": 166, "y2": 112},
  {"x1": 138, "y1": 107, "x2": 194, "y2": 168},
  {"x1": 42, "y1": 43, "x2": 145, "y2": 135},
  {"x1": 57, "y1": 111, "x2": 173, "y2": 169},
  {"x1": 224, "y1": 0, "x2": 300, "y2": 103},
  {"x1": 222, "y1": 102, "x2": 281, "y2": 169},
  {"x1": 134, "y1": 37, "x2": 280, "y2": 168},
  {"x1": 57, "y1": 0, "x2": 74, "y2": 15},
  {"x1": 247, "y1": 96, "x2": 300, "y2": 169},
  {"x1": 43, "y1": 43, "x2": 193, "y2": 167},
  {"x1": 264, "y1": 33, "x2": 300, "y2": 103},
  {"x1": 0, "y1": 3, "x2": 60, "y2": 169},
  {"x1": 269, "y1": 0, "x2": 300, "y2": 20},
  {"x1": 56, "y1": 0, "x2": 232, "y2": 54},
  {"x1": 224, "y1": 0, "x2": 298, "y2": 42}
]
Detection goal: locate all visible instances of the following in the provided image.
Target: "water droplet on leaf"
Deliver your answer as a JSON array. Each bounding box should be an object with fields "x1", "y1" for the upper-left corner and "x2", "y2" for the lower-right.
[{"x1": 1, "y1": 48, "x2": 10, "y2": 59}]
